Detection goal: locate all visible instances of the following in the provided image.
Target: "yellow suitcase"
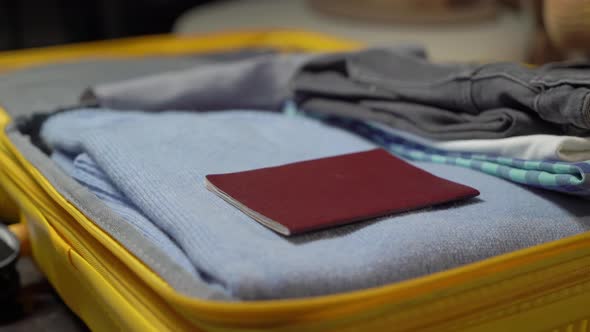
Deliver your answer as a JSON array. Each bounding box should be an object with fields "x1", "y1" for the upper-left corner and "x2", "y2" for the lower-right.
[{"x1": 0, "y1": 30, "x2": 590, "y2": 332}]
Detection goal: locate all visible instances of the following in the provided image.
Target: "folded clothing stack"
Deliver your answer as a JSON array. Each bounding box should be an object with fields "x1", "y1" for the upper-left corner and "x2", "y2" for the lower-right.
[
  {"x1": 291, "y1": 48, "x2": 590, "y2": 194},
  {"x1": 28, "y1": 46, "x2": 590, "y2": 301},
  {"x1": 80, "y1": 47, "x2": 590, "y2": 195},
  {"x1": 38, "y1": 109, "x2": 590, "y2": 301}
]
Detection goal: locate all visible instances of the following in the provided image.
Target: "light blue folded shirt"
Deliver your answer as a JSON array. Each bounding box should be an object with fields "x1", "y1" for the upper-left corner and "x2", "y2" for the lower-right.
[{"x1": 41, "y1": 109, "x2": 590, "y2": 300}]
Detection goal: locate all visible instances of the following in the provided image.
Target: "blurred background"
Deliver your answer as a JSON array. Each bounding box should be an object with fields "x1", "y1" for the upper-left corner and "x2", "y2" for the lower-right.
[
  {"x1": 1, "y1": 0, "x2": 589, "y2": 64},
  {"x1": 0, "y1": 0, "x2": 212, "y2": 50}
]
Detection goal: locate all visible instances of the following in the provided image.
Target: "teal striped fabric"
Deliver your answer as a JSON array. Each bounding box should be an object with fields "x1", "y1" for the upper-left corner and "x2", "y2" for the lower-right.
[{"x1": 324, "y1": 116, "x2": 590, "y2": 195}]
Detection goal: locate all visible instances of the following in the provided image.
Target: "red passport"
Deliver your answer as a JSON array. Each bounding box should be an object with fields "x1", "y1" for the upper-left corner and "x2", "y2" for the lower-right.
[{"x1": 205, "y1": 148, "x2": 479, "y2": 235}]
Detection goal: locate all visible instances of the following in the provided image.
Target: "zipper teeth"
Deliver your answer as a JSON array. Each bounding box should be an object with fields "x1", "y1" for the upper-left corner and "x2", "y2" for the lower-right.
[
  {"x1": 347, "y1": 258, "x2": 590, "y2": 331},
  {"x1": 26, "y1": 186, "x2": 194, "y2": 331},
  {"x1": 551, "y1": 317, "x2": 590, "y2": 332},
  {"x1": 44, "y1": 212, "x2": 194, "y2": 331},
  {"x1": 431, "y1": 271, "x2": 590, "y2": 331}
]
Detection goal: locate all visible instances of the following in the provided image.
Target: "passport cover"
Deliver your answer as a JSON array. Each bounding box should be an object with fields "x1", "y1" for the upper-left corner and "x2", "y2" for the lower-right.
[{"x1": 205, "y1": 148, "x2": 479, "y2": 235}]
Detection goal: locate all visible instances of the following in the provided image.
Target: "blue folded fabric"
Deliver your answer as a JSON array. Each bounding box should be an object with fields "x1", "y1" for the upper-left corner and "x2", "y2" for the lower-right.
[
  {"x1": 52, "y1": 151, "x2": 198, "y2": 276},
  {"x1": 41, "y1": 109, "x2": 590, "y2": 300}
]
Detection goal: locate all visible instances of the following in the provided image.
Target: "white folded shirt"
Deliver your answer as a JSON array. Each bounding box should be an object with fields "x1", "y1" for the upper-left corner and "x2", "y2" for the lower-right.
[{"x1": 371, "y1": 122, "x2": 590, "y2": 162}]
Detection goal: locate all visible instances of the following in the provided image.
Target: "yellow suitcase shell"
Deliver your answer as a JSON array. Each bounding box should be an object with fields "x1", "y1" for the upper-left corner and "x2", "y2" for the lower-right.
[{"x1": 1, "y1": 30, "x2": 590, "y2": 332}]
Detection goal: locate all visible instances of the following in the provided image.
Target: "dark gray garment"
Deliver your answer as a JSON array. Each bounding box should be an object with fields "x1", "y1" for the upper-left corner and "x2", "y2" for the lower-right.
[
  {"x1": 302, "y1": 98, "x2": 556, "y2": 140},
  {"x1": 82, "y1": 54, "x2": 313, "y2": 112},
  {"x1": 293, "y1": 48, "x2": 590, "y2": 138}
]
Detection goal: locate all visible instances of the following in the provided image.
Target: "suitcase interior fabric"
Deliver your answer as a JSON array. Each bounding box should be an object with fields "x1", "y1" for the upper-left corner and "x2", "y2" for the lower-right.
[{"x1": 1, "y1": 31, "x2": 590, "y2": 332}]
